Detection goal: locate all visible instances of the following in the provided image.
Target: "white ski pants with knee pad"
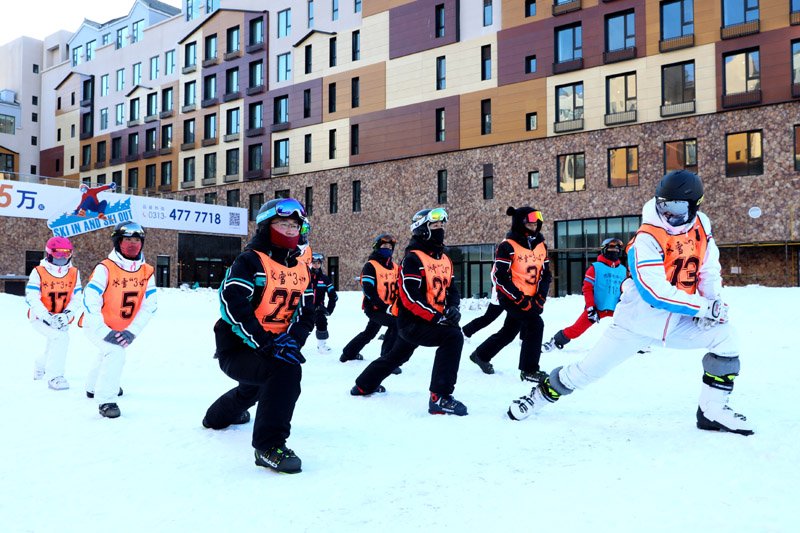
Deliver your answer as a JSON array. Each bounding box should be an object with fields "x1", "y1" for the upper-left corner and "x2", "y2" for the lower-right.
[
  {"x1": 84, "y1": 331, "x2": 127, "y2": 405},
  {"x1": 31, "y1": 319, "x2": 69, "y2": 380},
  {"x1": 559, "y1": 314, "x2": 740, "y2": 392}
]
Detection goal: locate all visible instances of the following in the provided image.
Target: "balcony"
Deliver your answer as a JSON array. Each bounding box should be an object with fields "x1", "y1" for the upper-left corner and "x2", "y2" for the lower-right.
[
  {"x1": 222, "y1": 91, "x2": 241, "y2": 102},
  {"x1": 80, "y1": 98, "x2": 92, "y2": 108},
  {"x1": 201, "y1": 138, "x2": 217, "y2": 147},
  {"x1": 127, "y1": 119, "x2": 141, "y2": 127},
  {"x1": 792, "y1": 10, "x2": 800, "y2": 25},
  {"x1": 159, "y1": 110, "x2": 174, "y2": 119},
  {"x1": 79, "y1": 131, "x2": 93, "y2": 140},
  {"x1": 272, "y1": 166, "x2": 289, "y2": 176},
  {"x1": 270, "y1": 122, "x2": 290, "y2": 133},
  {"x1": 224, "y1": 133, "x2": 240, "y2": 142},
  {"x1": 202, "y1": 176, "x2": 217, "y2": 186},
  {"x1": 552, "y1": 0, "x2": 581, "y2": 16},
  {"x1": 202, "y1": 57, "x2": 218, "y2": 68},
  {"x1": 159, "y1": 147, "x2": 173, "y2": 155},
  {"x1": 180, "y1": 180, "x2": 195, "y2": 189},
  {"x1": 246, "y1": 42, "x2": 264, "y2": 54},
  {"x1": 553, "y1": 118, "x2": 584, "y2": 133},
  {"x1": 125, "y1": 154, "x2": 140, "y2": 162},
  {"x1": 245, "y1": 169, "x2": 264, "y2": 180},
  {"x1": 181, "y1": 104, "x2": 196, "y2": 113},
  {"x1": 94, "y1": 161, "x2": 106, "y2": 169},
  {"x1": 201, "y1": 98, "x2": 218, "y2": 108},
  {"x1": 246, "y1": 85, "x2": 265, "y2": 96},
  {"x1": 660, "y1": 101, "x2": 695, "y2": 117},
  {"x1": 182, "y1": 65, "x2": 196, "y2": 74},
  {"x1": 722, "y1": 89, "x2": 762, "y2": 108},
  {"x1": 223, "y1": 173, "x2": 240, "y2": 183},
  {"x1": 224, "y1": 50, "x2": 242, "y2": 61},
  {"x1": 158, "y1": 184, "x2": 173, "y2": 192},
  {"x1": 246, "y1": 127, "x2": 265, "y2": 137},
  {"x1": 603, "y1": 46, "x2": 636, "y2": 64},
  {"x1": 143, "y1": 150, "x2": 157, "y2": 159},
  {"x1": 721, "y1": 20, "x2": 760, "y2": 40},
  {"x1": 659, "y1": 34, "x2": 694, "y2": 53},
  {"x1": 552, "y1": 57, "x2": 583, "y2": 75},
  {"x1": 792, "y1": 83, "x2": 800, "y2": 98},
  {"x1": 144, "y1": 114, "x2": 158, "y2": 123},
  {"x1": 180, "y1": 142, "x2": 196, "y2": 151},
  {"x1": 109, "y1": 157, "x2": 124, "y2": 166},
  {"x1": 604, "y1": 110, "x2": 637, "y2": 126},
  {"x1": 79, "y1": 164, "x2": 91, "y2": 172}
]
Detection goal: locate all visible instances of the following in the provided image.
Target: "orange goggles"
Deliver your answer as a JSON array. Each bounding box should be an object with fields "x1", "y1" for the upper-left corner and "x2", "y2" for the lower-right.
[
  {"x1": 50, "y1": 248, "x2": 73, "y2": 259},
  {"x1": 525, "y1": 210, "x2": 543, "y2": 223}
]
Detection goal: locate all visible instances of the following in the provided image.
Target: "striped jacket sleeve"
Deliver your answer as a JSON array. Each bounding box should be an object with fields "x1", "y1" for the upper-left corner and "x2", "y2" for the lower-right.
[
  {"x1": 218, "y1": 251, "x2": 272, "y2": 349},
  {"x1": 398, "y1": 252, "x2": 441, "y2": 322},
  {"x1": 493, "y1": 241, "x2": 523, "y2": 303}
]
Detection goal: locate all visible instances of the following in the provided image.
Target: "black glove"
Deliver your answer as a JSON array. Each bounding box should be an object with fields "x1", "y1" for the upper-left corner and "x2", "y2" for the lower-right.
[
  {"x1": 586, "y1": 306, "x2": 599, "y2": 323},
  {"x1": 269, "y1": 332, "x2": 306, "y2": 365},
  {"x1": 315, "y1": 306, "x2": 330, "y2": 316},
  {"x1": 443, "y1": 305, "x2": 461, "y2": 326},
  {"x1": 104, "y1": 330, "x2": 136, "y2": 347},
  {"x1": 517, "y1": 295, "x2": 532, "y2": 312}
]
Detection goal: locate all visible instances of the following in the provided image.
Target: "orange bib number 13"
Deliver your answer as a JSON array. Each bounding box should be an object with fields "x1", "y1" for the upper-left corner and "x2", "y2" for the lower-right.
[{"x1": 666, "y1": 256, "x2": 700, "y2": 292}]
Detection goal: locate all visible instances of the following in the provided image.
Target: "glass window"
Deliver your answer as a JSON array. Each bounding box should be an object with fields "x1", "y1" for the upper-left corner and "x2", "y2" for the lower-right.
[
  {"x1": 116, "y1": 27, "x2": 128, "y2": 49},
  {"x1": 305, "y1": 45, "x2": 313, "y2": 74},
  {"x1": 526, "y1": 0, "x2": 536, "y2": 17},
  {"x1": 435, "y1": 4, "x2": 445, "y2": 38},
  {"x1": 329, "y1": 129, "x2": 337, "y2": 159},
  {"x1": 101, "y1": 74, "x2": 109, "y2": 96},
  {"x1": 86, "y1": 40, "x2": 95, "y2": 61},
  {"x1": 352, "y1": 180, "x2": 361, "y2": 212},
  {"x1": 249, "y1": 102, "x2": 263, "y2": 129},
  {"x1": 351, "y1": 124, "x2": 359, "y2": 155},
  {"x1": 71, "y1": 45, "x2": 82, "y2": 67},
  {"x1": 483, "y1": 0, "x2": 493, "y2": 26},
  {"x1": 795, "y1": 125, "x2": 800, "y2": 171},
  {"x1": 128, "y1": 168, "x2": 139, "y2": 190},
  {"x1": 162, "y1": 124, "x2": 173, "y2": 148},
  {"x1": 305, "y1": 134, "x2": 312, "y2": 163},
  {"x1": 227, "y1": 189, "x2": 240, "y2": 207},
  {"x1": 205, "y1": 34, "x2": 217, "y2": 60},
  {"x1": 185, "y1": 81, "x2": 196, "y2": 106},
  {"x1": 435, "y1": 108, "x2": 445, "y2": 142},
  {"x1": 115, "y1": 103, "x2": 124, "y2": 125},
  {"x1": 274, "y1": 95, "x2": 289, "y2": 124},
  {"x1": 274, "y1": 139, "x2": 289, "y2": 167},
  {"x1": 661, "y1": 0, "x2": 694, "y2": 40},
  {"x1": 726, "y1": 130, "x2": 763, "y2": 177},
  {"x1": 792, "y1": 40, "x2": 800, "y2": 85},
  {"x1": 437, "y1": 169, "x2": 447, "y2": 203},
  {"x1": 606, "y1": 11, "x2": 635, "y2": 52},
  {"x1": 723, "y1": 49, "x2": 760, "y2": 95},
  {"x1": 304, "y1": 89, "x2": 312, "y2": 118},
  {"x1": 481, "y1": 99, "x2": 491, "y2": 135},
  {"x1": 147, "y1": 93, "x2": 158, "y2": 116},
  {"x1": 526, "y1": 112, "x2": 537, "y2": 131},
  {"x1": 130, "y1": 98, "x2": 140, "y2": 120},
  {"x1": 556, "y1": 82, "x2": 584, "y2": 122},
  {"x1": 162, "y1": 88, "x2": 173, "y2": 111},
  {"x1": 150, "y1": 56, "x2": 159, "y2": 80},
  {"x1": 249, "y1": 18, "x2": 264, "y2": 45},
  {"x1": 525, "y1": 55, "x2": 536, "y2": 74},
  {"x1": 333, "y1": 0, "x2": 339, "y2": 21},
  {"x1": 249, "y1": 144, "x2": 263, "y2": 171},
  {"x1": 722, "y1": 0, "x2": 759, "y2": 27},
  {"x1": 556, "y1": 24, "x2": 582, "y2": 63},
  {"x1": 607, "y1": 72, "x2": 637, "y2": 114},
  {"x1": 278, "y1": 9, "x2": 291, "y2": 38},
  {"x1": 185, "y1": 42, "x2": 197, "y2": 67},
  {"x1": 116, "y1": 69, "x2": 125, "y2": 91},
  {"x1": 204, "y1": 153, "x2": 217, "y2": 180},
  {"x1": 481, "y1": 45, "x2": 491, "y2": 81},
  {"x1": 355, "y1": 0, "x2": 361, "y2": 13},
  {"x1": 557, "y1": 153, "x2": 586, "y2": 192},
  {"x1": 528, "y1": 171, "x2": 539, "y2": 189},
  {"x1": 249, "y1": 61, "x2": 264, "y2": 88},
  {"x1": 664, "y1": 139, "x2": 698, "y2": 174},
  {"x1": 226, "y1": 148, "x2": 239, "y2": 176},
  {"x1": 226, "y1": 68, "x2": 239, "y2": 94},
  {"x1": 111, "y1": 138, "x2": 121, "y2": 159},
  {"x1": 100, "y1": 108, "x2": 108, "y2": 130},
  {"x1": 249, "y1": 193, "x2": 264, "y2": 220},
  {"x1": 330, "y1": 37, "x2": 337, "y2": 67},
  {"x1": 204, "y1": 114, "x2": 217, "y2": 140},
  {"x1": 207, "y1": 0, "x2": 219, "y2": 14},
  {"x1": 184, "y1": 119, "x2": 195, "y2": 143},
  {"x1": 662, "y1": 61, "x2": 695, "y2": 105},
  {"x1": 352, "y1": 31, "x2": 360, "y2": 61},
  {"x1": 436, "y1": 56, "x2": 446, "y2": 90},
  {"x1": 132, "y1": 20, "x2": 143, "y2": 43},
  {"x1": 329, "y1": 83, "x2": 336, "y2": 113},
  {"x1": 305, "y1": 186, "x2": 313, "y2": 215},
  {"x1": 226, "y1": 108, "x2": 240, "y2": 135},
  {"x1": 146, "y1": 164, "x2": 156, "y2": 188},
  {"x1": 277, "y1": 53, "x2": 291, "y2": 82},
  {"x1": 133, "y1": 63, "x2": 142, "y2": 85},
  {"x1": 165, "y1": 50, "x2": 175, "y2": 75},
  {"x1": 608, "y1": 146, "x2": 639, "y2": 187},
  {"x1": 352, "y1": 77, "x2": 360, "y2": 108},
  {"x1": 227, "y1": 26, "x2": 240, "y2": 53},
  {"x1": 330, "y1": 183, "x2": 338, "y2": 213},
  {"x1": 308, "y1": 0, "x2": 314, "y2": 28},
  {"x1": 161, "y1": 161, "x2": 172, "y2": 186}
]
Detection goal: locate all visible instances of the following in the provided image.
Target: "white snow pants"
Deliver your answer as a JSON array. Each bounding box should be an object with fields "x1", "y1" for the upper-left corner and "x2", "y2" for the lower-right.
[
  {"x1": 31, "y1": 319, "x2": 69, "y2": 380},
  {"x1": 84, "y1": 331, "x2": 127, "y2": 405},
  {"x1": 559, "y1": 314, "x2": 740, "y2": 391}
]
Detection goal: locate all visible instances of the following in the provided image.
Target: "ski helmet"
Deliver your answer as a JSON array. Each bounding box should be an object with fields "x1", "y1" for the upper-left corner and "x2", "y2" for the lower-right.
[
  {"x1": 600, "y1": 238, "x2": 623, "y2": 261},
  {"x1": 298, "y1": 219, "x2": 311, "y2": 247},
  {"x1": 410, "y1": 208, "x2": 448, "y2": 240},
  {"x1": 506, "y1": 206, "x2": 543, "y2": 237},
  {"x1": 111, "y1": 221, "x2": 146, "y2": 259},
  {"x1": 45, "y1": 236, "x2": 73, "y2": 266},
  {"x1": 372, "y1": 234, "x2": 396, "y2": 251},
  {"x1": 256, "y1": 198, "x2": 308, "y2": 232},
  {"x1": 654, "y1": 170, "x2": 704, "y2": 226},
  {"x1": 311, "y1": 252, "x2": 324, "y2": 263}
]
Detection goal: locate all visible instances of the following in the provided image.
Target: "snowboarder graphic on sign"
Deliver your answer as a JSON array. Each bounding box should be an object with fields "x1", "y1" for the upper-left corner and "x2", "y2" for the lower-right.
[{"x1": 73, "y1": 182, "x2": 116, "y2": 219}]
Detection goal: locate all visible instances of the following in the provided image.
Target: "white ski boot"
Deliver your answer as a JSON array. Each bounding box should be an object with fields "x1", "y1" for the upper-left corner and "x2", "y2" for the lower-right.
[
  {"x1": 317, "y1": 340, "x2": 332, "y2": 354},
  {"x1": 696, "y1": 384, "x2": 753, "y2": 436}
]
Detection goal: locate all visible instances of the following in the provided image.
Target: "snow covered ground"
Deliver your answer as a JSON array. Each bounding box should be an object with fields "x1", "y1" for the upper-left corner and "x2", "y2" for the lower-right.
[{"x1": 1, "y1": 286, "x2": 798, "y2": 532}]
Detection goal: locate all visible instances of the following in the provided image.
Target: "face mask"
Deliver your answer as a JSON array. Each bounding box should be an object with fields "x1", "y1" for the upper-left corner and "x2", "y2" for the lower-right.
[
  {"x1": 49, "y1": 255, "x2": 70, "y2": 267},
  {"x1": 604, "y1": 250, "x2": 620, "y2": 262},
  {"x1": 377, "y1": 248, "x2": 393, "y2": 259},
  {"x1": 270, "y1": 226, "x2": 300, "y2": 249},
  {"x1": 429, "y1": 228, "x2": 445, "y2": 245},
  {"x1": 119, "y1": 241, "x2": 142, "y2": 259}
]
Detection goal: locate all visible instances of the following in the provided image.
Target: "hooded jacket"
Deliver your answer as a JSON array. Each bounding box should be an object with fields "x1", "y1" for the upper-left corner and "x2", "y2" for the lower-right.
[{"x1": 493, "y1": 230, "x2": 551, "y2": 304}]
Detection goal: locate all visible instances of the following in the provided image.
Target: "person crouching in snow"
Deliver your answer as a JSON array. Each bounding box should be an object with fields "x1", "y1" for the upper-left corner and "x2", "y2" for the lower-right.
[
  {"x1": 81, "y1": 222, "x2": 156, "y2": 419},
  {"x1": 508, "y1": 171, "x2": 754, "y2": 436},
  {"x1": 25, "y1": 236, "x2": 82, "y2": 390},
  {"x1": 542, "y1": 238, "x2": 627, "y2": 352}
]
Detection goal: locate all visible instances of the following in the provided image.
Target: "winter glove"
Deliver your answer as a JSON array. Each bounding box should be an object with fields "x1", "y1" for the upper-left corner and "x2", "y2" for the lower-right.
[
  {"x1": 52, "y1": 310, "x2": 75, "y2": 330},
  {"x1": 586, "y1": 306, "x2": 599, "y2": 324},
  {"x1": 517, "y1": 296, "x2": 533, "y2": 312},
  {"x1": 693, "y1": 299, "x2": 729, "y2": 330},
  {"x1": 41, "y1": 314, "x2": 59, "y2": 330},
  {"x1": 315, "y1": 306, "x2": 330, "y2": 316},
  {"x1": 104, "y1": 330, "x2": 136, "y2": 347},
  {"x1": 443, "y1": 305, "x2": 461, "y2": 326},
  {"x1": 271, "y1": 332, "x2": 306, "y2": 365},
  {"x1": 530, "y1": 294, "x2": 546, "y2": 315},
  {"x1": 436, "y1": 313, "x2": 458, "y2": 328}
]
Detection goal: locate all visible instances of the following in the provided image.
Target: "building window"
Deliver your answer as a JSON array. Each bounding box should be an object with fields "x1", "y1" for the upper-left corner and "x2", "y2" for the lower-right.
[
  {"x1": 726, "y1": 130, "x2": 763, "y2": 177},
  {"x1": 525, "y1": 55, "x2": 536, "y2": 74},
  {"x1": 526, "y1": 112, "x2": 537, "y2": 131},
  {"x1": 227, "y1": 26, "x2": 240, "y2": 53},
  {"x1": 435, "y1": 108, "x2": 445, "y2": 142},
  {"x1": 525, "y1": 0, "x2": 536, "y2": 17},
  {"x1": 483, "y1": 164, "x2": 494, "y2": 200},
  {"x1": 305, "y1": 45, "x2": 313, "y2": 74},
  {"x1": 2, "y1": 114, "x2": 18, "y2": 133},
  {"x1": 329, "y1": 129, "x2": 337, "y2": 159},
  {"x1": 112, "y1": 170, "x2": 122, "y2": 188},
  {"x1": 227, "y1": 189, "x2": 240, "y2": 207},
  {"x1": 99, "y1": 108, "x2": 108, "y2": 130},
  {"x1": 226, "y1": 68, "x2": 239, "y2": 95},
  {"x1": 249, "y1": 102, "x2": 263, "y2": 129},
  {"x1": 162, "y1": 124, "x2": 173, "y2": 148},
  {"x1": 128, "y1": 168, "x2": 139, "y2": 190},
  {"x1": 606, "y1": 10, "x2": 635, "y2": 53},
  {"x1": 116, "y1": 27, "x2": 129, "y2": 50},
  {"x1": 557, "y1": 153, "x2": 586, "y2": 192},
  {"x1": 305, "y1": 186, "x2": 313, "y2": 216},
  {"x1": 184, "y1": 119, "x2": 195, "y2": 143},
  {"x1": 437, "y1": 170, "x2": 447, "y2": 203},
  {"x1": 161, "y1": 161, "x2": 172, "y2": 186},
  {"x1": 274, "y1": 138, "x2": 289, "y2": 168},
  {"x1": 185, "y1": 42, "x2": 197, "y2": 68},
  {"x1": 723, "y1": 48, "x2": 760, "y2": 96},
  {"x1": 528, "y1": 171, "x2": 539, "y2": 189},
  {"x1": 481, "y1": 45, "x2": 491, "y2": 81},
  {"x1": 145, "y1": 164, "x2": 156, "y2": 188},
  {"x1": 557, "y1": 82, "x2": 583, "y2": 122},
  {"x1": 116, "y1": 69, "x2": 125, "y2": 91},
  {"x1": 132, "y1": 20, "x2": 143, "y2": 43},
  {"x1": 435, "y1": 4, "x2": 446, "y2": 37},
  {"x1": 277, "y1": 53, "x2": 291, "y2": 82},
  {"x1": 794, "y1": 125, "x2": 800, "y2": 171},
  {"x1": 328, "y1": 83, "x2": 336, "y2": 113},
  {"x1": 303, "y1": 89, "x2": 312, "y2": 118},
  {"x1": 608, "y1": 146, "x2": 639, "y2": 187},
  {"x1": 147, "y1": 93, "x2": 158, "y2": 116},
  {"x1": 664, "y1": 139, "x2": 698, "y2": 174},
  {"x1": 330, "y1": 183, "x2": 338, "y2": 214},
  {"x1": 329, "y1": 37, "x2": 337, "y2": 67},
  {"x1": 352, "y1": 180, "x2": 361, "y2": 212},
  {"x1": 226, "y1": 108, "x2": 240, "y2": 135},
  {"x1": 274, "y1": 95, "x2": 289, "y2": 124},
  {"x1": 351, "y1": 77, "x2": 360, "y2": 108},
  {"x1": 207, "y1": 0, "x2": 219, "y2": 15},
  {"x1": 72, "y1": 45, "x2": 82, "y2": 67},
  {"x1": 97, "y1": 141, "x2": 106, "y2": 163},
  {"x1": 607, "y1": 72, "x2": 637, "y2": 114},
  {"x1": 162, "y1": 88, "x2": 174, "y2": 111},
  {"x1": 249, "y1": 60, "x2": 264, "y2": 88},
  {"x1": 556, "y1": 23, "x2": 582, "y2": 63},
  {"x1": 205, "y1": 192, "x2": 217, "y2": 205},
  {"x1": 205, "y1": 34, "x2": 217, "y2": 60},
  {"x1": 351, "y1": 124, "x2": 359, "y2": 155},
  {"x1": 185, "y1": 81, "x2": 196, "y2": 106},
  {"x1": 249, "y1": 193, "x2": 264, "y2": 220},
  {"x1": 81, "y1": 145, "x2": 91, "y2": 166},
  {"x1": 481, "y1": 100, "x2": 491, "y2": 135},
  {"x1": 436, "y1": 56, "x2": 446, "y2": 90},
  {"x1": 33, "y1": 64, "x2": 39, "y2": 73},
  {"x1": 305, "y1": 134, "x2": 312, "y2": 163},
  {"x1": 308, "y1": 0, "x2": 315, "y2": 28},
  {"x1": 333, "y1": 0, "x2": 339, "y2": 21},
  {"x1": 483, "y1": 0, "x2": 493, "y2": 26},
  {"x1": 111, "y1": 138, "x2": 121, "y2": 159},
  {"x1": 278, "y1": 9, "x2": 291, "y2": 38},
  {"x1": 662, "y1": 61, "x2": 695, "y2": 105},
  {"x1": 661, "y1": 0, "x2": 694, "y2": 41},
  {"x1": 100, "y1": 74, "x2": 109, "y2": 96},
  {"x1": 165, "y1": 50, "x2": 175, "y2": 75},
  {"x1": 148, "y1": 56, "x2": 159, "y2": 81},
  {"x1": 133, "y1": 63, "x2": 142, "y2": 85},
  {"x1": 86, "y1": 40, "x2": 96, "y2": 61},
  {"x1": 793, "y1": 40, "x2": 800, "y2": 85},
  {"x1": 128, "y1": 132, "x2": 139, "y2": 155},
  {"x1": 32, "y1": 95, "x2": 38, "y2": 106},
  {"x1": 226, "y1": 148, "x2": 239, "y2": 176},
  {"x1": 248, "y1": 144, "x2": 263, "y2": 171},
  {"x1": 249, "y1": 17, "x2": 264, "y2": 45},
  {"x1": 352, "y1": 31, "x2": 360, "y2": 61},
  {"x1": 145, "y1": 128, "x2": 157, "y2": 151},
  {"x1": 204, "y1": 153, "x2": 217, "y2": 180},
  {"x1": 722, "y1": 0, "x2": 759, "y2": 27},
  {"x1": 204, "y1": 114, "x2": 217, "y2": 140}
]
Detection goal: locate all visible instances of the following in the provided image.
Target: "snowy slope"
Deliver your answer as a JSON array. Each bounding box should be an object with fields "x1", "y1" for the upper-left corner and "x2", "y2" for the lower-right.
[{"x1": 0, "y1": 286, "x2": 798, "y2": 532}]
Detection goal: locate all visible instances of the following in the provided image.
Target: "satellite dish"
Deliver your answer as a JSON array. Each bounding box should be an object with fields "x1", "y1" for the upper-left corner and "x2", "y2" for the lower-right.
[{"x1": 748, "y1": 207, "x2": 762, "y2": 219}]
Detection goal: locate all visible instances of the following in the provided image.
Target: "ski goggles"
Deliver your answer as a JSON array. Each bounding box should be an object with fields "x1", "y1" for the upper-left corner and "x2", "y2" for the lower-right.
[
  {"x1": 257, "y1": 198, "x2": 307, "y2": 225},
  {"x1": 300, "y1": 220, "x2": 310, "y2": 235},
  {"x1": 655, "y1": 198, "x2": 690, "y2": 219},
  {"x1": 525, "y1": 210, "x2": 543, "y2": 223},
  {"x1": 601, "y1": 238, "x2": 623, "y2": 248},
  {"x1": 49, "y1": 248, "x2": 73, "y2": 259},
  {"x1": 375, "y1": 234, "x2": 396, "y2": 247}
]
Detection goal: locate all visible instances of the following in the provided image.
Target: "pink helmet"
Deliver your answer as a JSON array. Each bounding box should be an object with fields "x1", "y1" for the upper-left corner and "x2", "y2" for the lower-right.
[{"x1": 46, "y1": 236, "x2": 73, "y2": 264}]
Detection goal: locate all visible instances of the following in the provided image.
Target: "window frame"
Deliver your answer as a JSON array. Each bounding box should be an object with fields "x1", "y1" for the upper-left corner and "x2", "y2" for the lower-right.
[
  {"x1": 557, "y1": 152, "x2": 586, "y2": 193},
  {"x1": 607, "y1": 146, "x2": 639, "y2": 188}
]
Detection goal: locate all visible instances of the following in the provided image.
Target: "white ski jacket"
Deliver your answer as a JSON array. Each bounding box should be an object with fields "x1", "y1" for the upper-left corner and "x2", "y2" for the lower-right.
[
  {"x1": 612, "y1": 198, "x2": 723, "y2": 341},
  {"x1": 25, "y1": 259, "x2": 83, "y2": 323}
]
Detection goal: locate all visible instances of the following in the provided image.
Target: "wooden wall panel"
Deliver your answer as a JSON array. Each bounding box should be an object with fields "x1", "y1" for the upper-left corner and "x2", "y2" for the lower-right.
[
  {"x1": 323, "y1": 62, "x2": 387, "y2": 121},
  {"x1": 389, "y1": 0, "x2": 458, "y2": 59}
]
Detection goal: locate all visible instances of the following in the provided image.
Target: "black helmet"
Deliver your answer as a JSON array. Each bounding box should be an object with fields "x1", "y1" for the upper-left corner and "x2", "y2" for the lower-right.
[
  {"x1": 600, "y1": 238, "x2": 623, "y2": 261},
  {"x1": 654, "y1": 170, "x2": 704, "y2": 226},
  {"x1": 506, "y1": 206, "x2": 543, "y2": 237},
  {"x1": 111, "y1": 221, "x2": 145, "y2": 247},
  {"x1": 372, "y1": 234, "x2": 396, "y2": 251},
  {"x1": 255, "y1": 198, "x2": 308, "y2": 231},
  {"x1": 410, "y1": 208, "x2": 448, "y2": 240}
]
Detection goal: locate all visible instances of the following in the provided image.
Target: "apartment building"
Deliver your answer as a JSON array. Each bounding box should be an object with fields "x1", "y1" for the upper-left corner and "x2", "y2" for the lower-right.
[{"x1": 2, "y1": 0, "x2": 799, "y2": 293}]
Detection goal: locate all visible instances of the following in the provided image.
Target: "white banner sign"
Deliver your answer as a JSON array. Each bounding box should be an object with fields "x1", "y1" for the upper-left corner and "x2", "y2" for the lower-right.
[{"x1": 0, "y1": 180, "x2": 247, "y2": 237}]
